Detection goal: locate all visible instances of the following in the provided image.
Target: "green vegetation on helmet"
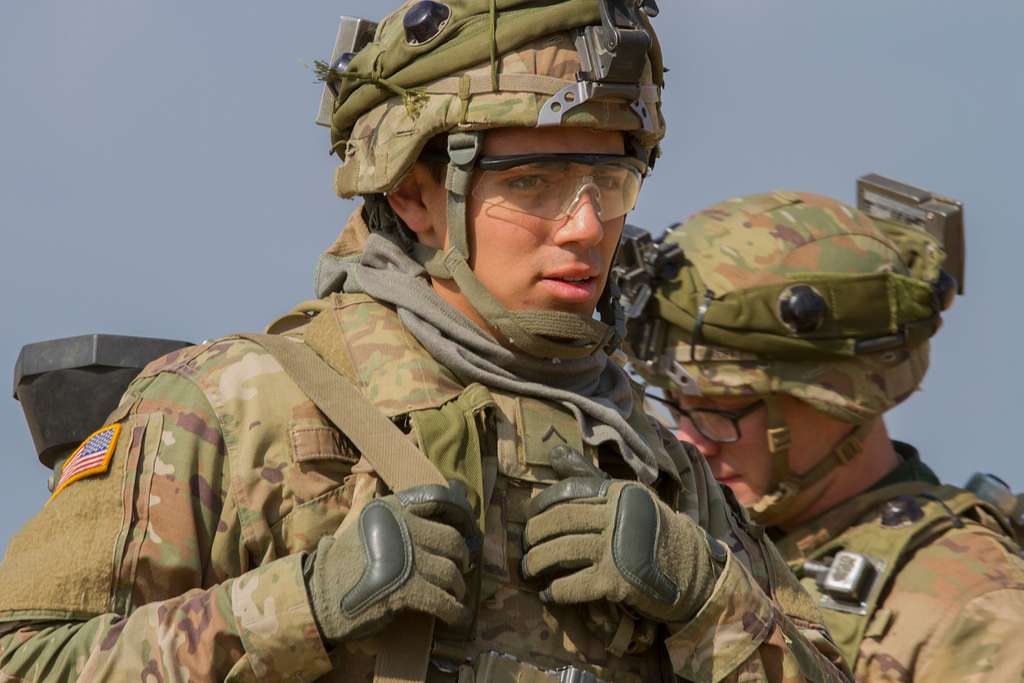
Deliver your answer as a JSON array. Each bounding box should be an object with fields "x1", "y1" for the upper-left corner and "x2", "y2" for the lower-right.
[
  {"x1": 622, "y1": 191, "x2": 954, "y2": 525},
  {"x1": 324, "y1": 0, "x2": 665, "y2": 192},
  {"x1": 318, "y1": 0, "x2": 666, "y2": 360}
]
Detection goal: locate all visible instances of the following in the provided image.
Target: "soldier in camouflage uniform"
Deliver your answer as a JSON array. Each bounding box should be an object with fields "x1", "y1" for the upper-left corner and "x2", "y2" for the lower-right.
[
  {"x1": 625, "y1": 190, "x2": 1024, "y2": 681},
  {"x1": 0, "y1": 3, "x2": 852, "y2": 681}
]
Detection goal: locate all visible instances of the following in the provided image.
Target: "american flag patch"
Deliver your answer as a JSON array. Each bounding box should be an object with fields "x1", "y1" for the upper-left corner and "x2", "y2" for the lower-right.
[{"x1": 49, "y1": 424, "x2": 122, "y2": 502}]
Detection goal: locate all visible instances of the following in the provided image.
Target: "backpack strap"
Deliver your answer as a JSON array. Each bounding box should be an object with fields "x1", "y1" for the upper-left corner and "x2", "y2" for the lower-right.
[{"x1": 239, "y1": 333, "x2": 445, "y2": 683}]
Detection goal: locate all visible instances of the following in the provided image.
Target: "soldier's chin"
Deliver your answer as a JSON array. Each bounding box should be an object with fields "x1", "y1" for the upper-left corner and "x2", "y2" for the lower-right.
[{"x1": 719, "y1": 477, "x2": 759, "y2": 507}]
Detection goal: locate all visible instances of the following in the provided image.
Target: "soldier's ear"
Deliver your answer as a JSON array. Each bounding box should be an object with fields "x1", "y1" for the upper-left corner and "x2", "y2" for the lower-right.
[{"x1": 387, "y1": 163, "x2": 447, "y2": 249}]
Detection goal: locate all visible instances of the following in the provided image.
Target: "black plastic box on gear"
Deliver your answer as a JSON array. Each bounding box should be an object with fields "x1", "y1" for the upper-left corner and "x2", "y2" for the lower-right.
[{"x1": 13, "y1": 334, "x2": 192, "y2": 469}]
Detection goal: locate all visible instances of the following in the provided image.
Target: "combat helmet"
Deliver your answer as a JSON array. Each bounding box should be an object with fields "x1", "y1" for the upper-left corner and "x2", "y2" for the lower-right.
[
  {"x1": 314, "y1": 0, "x2": 666, "y2": 360},
  {"x1": 617, "y1": 182, "x2": 962, "y2": 526}
]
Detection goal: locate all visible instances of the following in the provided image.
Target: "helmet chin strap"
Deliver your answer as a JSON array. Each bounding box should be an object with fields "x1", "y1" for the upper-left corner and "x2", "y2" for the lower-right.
[
  {"x1": 749, "y1": 396, "x2": 872, "y2": 527},
  {"x1": 411, "y1": 131, "x2": 619, "y2": 360}
]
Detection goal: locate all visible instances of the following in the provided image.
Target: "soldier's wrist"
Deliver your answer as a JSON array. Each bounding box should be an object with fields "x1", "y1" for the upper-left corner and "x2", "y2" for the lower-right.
[
  {"x1": 666, "y1": 521, "x2": 728, "y2": 623},
  {"x1": 231, "y1": 553, "x2": 334, "y2": 680},
  {"x1": 301, "y1": 548, "x2": 333, "y2": 651}
]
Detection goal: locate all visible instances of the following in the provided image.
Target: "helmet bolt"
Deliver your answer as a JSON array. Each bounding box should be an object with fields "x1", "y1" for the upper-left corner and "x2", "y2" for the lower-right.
[
  {"x1": 404, "y1": 1, "x2": 452, "y2": 45},
  {"x1": 880, "y1": 496, "x2": 924, "y2": 528},
  {"x1": 778, "y1": 285, "x2": 828, "y2": 334},
  {"x1": 932, "y1": 270, "x2": 958, "y2": 311},
  {"x1": 333, "y1": 52, "x2": 356, "y2": 73},
  {"x1": 640, "y1": 0, "x2": 661, "y2": 17}
]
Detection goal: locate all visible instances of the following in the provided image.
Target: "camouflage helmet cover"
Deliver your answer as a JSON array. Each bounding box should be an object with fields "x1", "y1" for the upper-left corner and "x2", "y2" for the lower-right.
[
  {"x1": 644, "y1": 192, "x2": 944, "y2": 424},
  {"x1": 325, "y1": 0, "x2": 667, "y2": 199}
]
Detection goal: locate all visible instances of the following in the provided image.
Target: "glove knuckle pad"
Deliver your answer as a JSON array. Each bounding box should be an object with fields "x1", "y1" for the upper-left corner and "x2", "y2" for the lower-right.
[
  {"x1": 611, "y1": 485, "x2": 679, "y2": 605},
  {"x1": 341, "y1": 500, "x2": 414, "y2": 616},
  {"x1": 397, "y1": 484, "x2": 451, "y2": 508},
  {"x1": 399, "y1": 483, "x2": 478, "y2": 541},
  {"x1": 527, "y1": 476, "x2": 610, "y2": 517}
]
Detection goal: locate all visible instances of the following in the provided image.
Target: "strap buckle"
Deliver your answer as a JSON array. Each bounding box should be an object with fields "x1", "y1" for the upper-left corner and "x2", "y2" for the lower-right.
[
  {"x1": 447, "y1": 132, "x2": 483, "y2": 168},
  {"x1": 555, "y1": 665, "x2": 603, "y2": 683},
  {"x1": 766, "y1": 426, "x2": 792, "y2": 454},
  {"x1": 472, "y1": 650, "x2": 607, "y2": 683},
  {"x1": 802, "y1": 551, "x2": 886, "y2": 616},
  {"x1": 834, "y1": 439, "x2": 860, "y2": 465},
  {"x1": 446, "y1": 132, "x2": 483, "y2": 196}
]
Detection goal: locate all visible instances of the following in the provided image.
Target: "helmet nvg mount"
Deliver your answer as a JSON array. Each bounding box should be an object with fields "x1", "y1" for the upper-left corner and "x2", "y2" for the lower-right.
[
  {"x1": 616, "y1": 177, "x2": 963, "y2": 525},
  {"x1": 314, "y1": 1, "x2": 666, "y2": 360}
]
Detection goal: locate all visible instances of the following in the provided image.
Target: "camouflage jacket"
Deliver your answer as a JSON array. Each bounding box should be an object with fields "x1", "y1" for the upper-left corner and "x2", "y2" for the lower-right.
[
  {"x1": 0, "y1": 293, "x2": 850, "y2": 682},
  {"x1": 774, "y1": 444, "x2": 1024, "y2": 682}
]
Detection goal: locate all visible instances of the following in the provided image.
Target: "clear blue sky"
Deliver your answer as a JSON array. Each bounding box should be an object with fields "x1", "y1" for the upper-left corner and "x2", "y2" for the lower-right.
[{"x1": 1, "y1": 1, "x2": 1022, "y2": 551}]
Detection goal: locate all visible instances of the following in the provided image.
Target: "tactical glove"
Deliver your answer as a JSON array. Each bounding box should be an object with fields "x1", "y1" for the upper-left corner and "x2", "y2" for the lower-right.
[
  {"x1": 522, "y1": 477, "x2": 726, "y2": 624},
  {"x1": 306, "y1": 483, "x2": 480, "y2": 646}
]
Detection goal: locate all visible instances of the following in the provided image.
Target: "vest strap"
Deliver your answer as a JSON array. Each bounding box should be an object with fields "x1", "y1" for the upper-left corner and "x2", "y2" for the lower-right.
[{"x1": 238, "y1": 333, "x2": 444, "y2": 682}]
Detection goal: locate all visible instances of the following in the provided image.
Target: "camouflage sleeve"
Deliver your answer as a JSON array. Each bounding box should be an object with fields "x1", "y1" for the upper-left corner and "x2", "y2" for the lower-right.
[
  {"x1": 0, "y1": 554, "x2": 330, "y2": 682},
  {"x1": 913, "y1": 589, "x2": 1024, "y2": 682},
  {"x1": 665, "y1": 549, "x2": 851, "y2": 683},
  {"x1": 0, "y1": 367, "x2": 333, "y2": 681},
  {"x1": 856, "y1": 527, "x2": 1024, "y2": 682}
]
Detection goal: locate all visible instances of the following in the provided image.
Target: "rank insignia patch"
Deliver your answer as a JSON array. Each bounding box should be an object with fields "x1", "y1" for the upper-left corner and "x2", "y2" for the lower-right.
[{"x1": 49, "y1": 424, "x2": 122, "y2": 502}]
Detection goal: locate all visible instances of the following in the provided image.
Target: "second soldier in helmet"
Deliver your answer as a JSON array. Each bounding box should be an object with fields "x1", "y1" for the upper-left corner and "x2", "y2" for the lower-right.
[{"x1": 623, "y1": 188, "x2": 1024, "y2": 681}]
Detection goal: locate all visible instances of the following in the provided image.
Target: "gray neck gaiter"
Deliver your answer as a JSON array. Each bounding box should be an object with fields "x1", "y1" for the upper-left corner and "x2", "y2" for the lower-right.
[{"x1": 315, "y1": 234, "x2": 659, "y2": 484}]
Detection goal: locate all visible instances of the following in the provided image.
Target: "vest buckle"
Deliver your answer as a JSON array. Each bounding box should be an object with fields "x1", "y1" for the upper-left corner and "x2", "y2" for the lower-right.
[
  {"x1": 802, "y1": 550, "x2": 886, "y2": 615},
  {"x1": 471, "y1": 650, "x2": 607, "y2": 683}
]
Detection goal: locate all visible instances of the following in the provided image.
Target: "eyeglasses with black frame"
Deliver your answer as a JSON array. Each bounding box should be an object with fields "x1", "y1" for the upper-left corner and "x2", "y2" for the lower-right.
[{"x1": 646, "y1": 393, "x2": 766, "y2": 444}]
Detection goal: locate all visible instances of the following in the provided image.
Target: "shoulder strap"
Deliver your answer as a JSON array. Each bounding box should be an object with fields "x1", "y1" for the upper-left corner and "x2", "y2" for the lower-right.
[
  {"x1": 239, "y1": 333, "x2": 447, "y2": 491},
  {"x1": 238, "y1": 333, "x2": 442, "y2": 683}
]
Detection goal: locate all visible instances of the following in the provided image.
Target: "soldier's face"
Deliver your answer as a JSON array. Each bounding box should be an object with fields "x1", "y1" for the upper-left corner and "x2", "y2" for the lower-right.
[
  {"x1": 392, "y1": 127, "x2": 629, "y2": 335},
  {"x1": 467, "y1": 127, "x2": 628, "y2": 317},
  {"x1": 674, "y1": 394, "x2": 850, "y2": 515}
]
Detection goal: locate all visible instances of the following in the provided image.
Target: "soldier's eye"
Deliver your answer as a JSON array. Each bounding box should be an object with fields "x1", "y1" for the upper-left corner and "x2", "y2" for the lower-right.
[
  {"x1": 594, "y1": 173, "x2": 622, "y2": 191},
  {"x1": 505, "y1": 174, "x2": 552, "y2": 194}
]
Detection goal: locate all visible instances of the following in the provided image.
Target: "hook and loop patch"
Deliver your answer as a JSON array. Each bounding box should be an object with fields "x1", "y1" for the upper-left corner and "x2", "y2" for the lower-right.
[{"x1": 48, "y1": 423, "x2": 122, "y2": 503}]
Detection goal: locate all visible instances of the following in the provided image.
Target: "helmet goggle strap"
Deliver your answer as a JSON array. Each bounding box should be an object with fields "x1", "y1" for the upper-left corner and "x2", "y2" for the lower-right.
[
  {"x1": 414, "y1": 130, "x2": 619, "y2": 360},
  {"x1": 750, "y1": 395, "x2": 872, "y2": 527}
]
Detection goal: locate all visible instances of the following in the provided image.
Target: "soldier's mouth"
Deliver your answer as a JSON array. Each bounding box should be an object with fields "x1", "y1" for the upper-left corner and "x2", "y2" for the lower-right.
[{"x1": 540, "y1": 276, "x2": 599, "y2": 301}]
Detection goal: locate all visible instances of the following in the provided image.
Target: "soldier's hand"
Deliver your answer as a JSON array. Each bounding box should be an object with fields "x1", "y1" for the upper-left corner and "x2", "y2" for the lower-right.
[
  {"x1": 306, "y1": 483, "x2": 480, "y2": 646},
  {"x1": 522, "y1": 477, "x2": 725, "y2": 624}
]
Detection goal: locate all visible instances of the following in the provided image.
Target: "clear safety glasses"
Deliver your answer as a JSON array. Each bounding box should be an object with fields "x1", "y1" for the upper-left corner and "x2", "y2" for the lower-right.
[{"x1": 470, "y1": 153, "x2": 647, "y2": 223}]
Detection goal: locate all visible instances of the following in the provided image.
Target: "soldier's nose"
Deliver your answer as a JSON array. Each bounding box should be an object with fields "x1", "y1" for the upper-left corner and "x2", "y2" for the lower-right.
[{"x1": 554, "y1": 192, "x2": 605, "y2": 249}]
